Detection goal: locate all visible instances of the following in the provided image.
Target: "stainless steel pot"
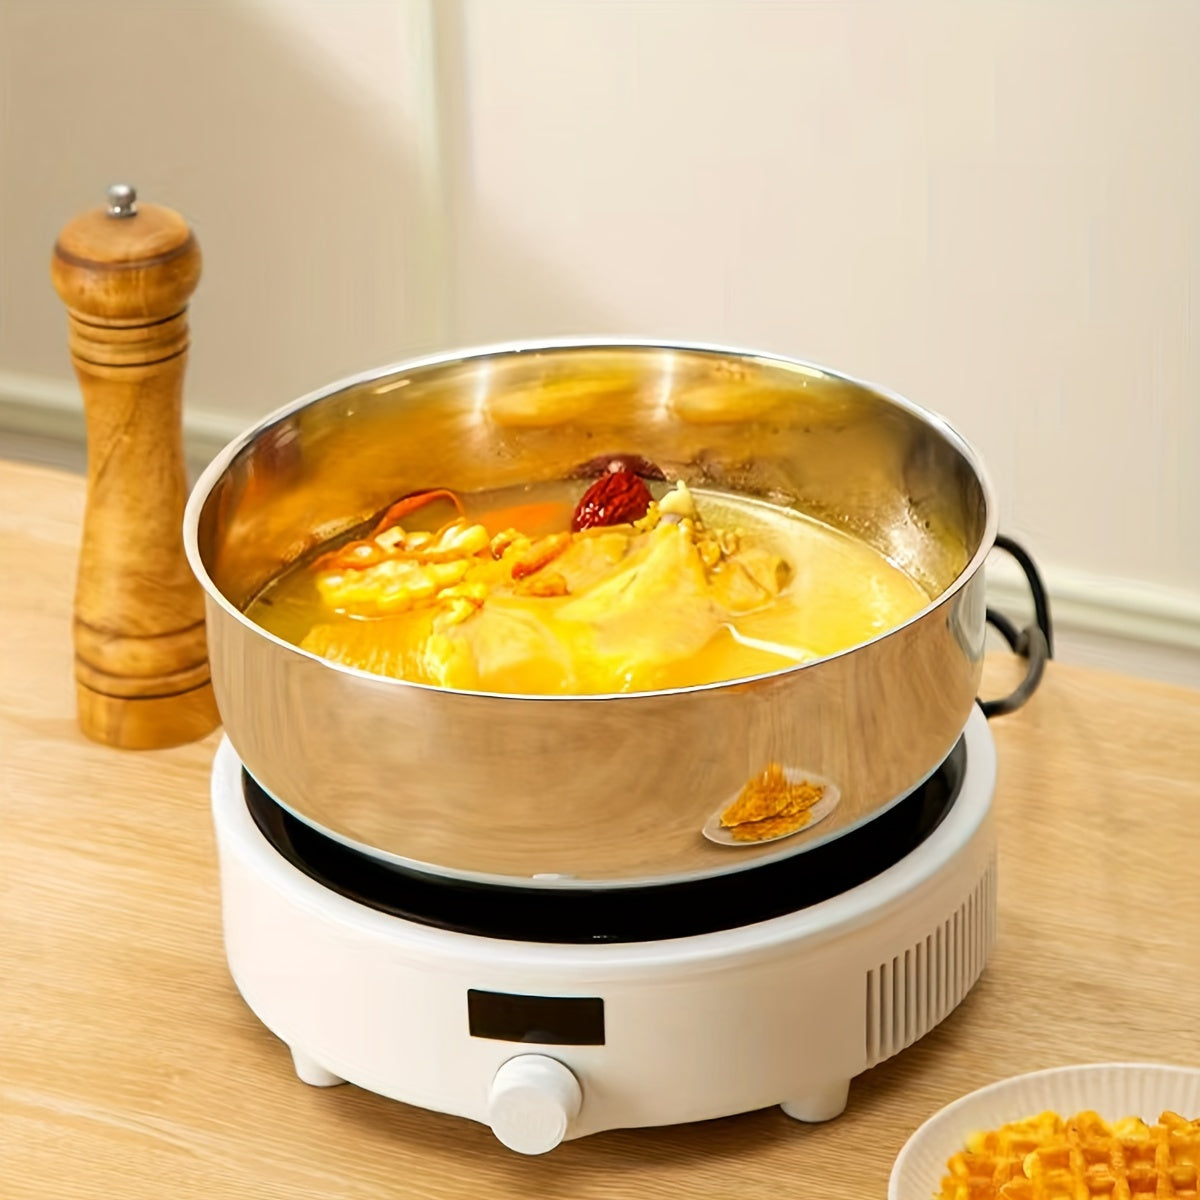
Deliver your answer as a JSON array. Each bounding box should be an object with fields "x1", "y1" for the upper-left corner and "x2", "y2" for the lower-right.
[{"x1": 185, "y1": 340, "x2": 995, "y2": 888}]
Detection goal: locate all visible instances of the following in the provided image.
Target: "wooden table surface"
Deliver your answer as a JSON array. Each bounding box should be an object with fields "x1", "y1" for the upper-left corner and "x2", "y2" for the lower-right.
[{"x1": 2, "y1": 459, "x2": 1198, "y2": 1200}]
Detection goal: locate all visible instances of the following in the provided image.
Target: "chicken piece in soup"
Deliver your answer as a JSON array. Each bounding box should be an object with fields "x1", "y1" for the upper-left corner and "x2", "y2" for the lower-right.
[{"x1": 245, "y1": 473, "x2": 930, "y2": 695}]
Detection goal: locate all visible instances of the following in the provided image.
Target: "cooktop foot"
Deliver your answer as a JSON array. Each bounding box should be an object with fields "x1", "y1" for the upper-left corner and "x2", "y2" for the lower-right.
[
  {"x1": 779, "y1": 1080, "x2": 850, "y2": 1123},
  {"x1": 289, "y1": 1046, "x2": 345, "y2": 1088}
]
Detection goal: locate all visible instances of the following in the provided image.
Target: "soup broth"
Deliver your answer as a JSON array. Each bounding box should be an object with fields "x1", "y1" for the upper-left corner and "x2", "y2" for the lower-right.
[{"x1": 246, "y1": 480, "x2": 930, "y2": 695}]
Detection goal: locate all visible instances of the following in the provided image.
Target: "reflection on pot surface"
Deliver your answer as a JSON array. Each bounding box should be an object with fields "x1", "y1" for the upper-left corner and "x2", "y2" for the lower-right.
[
  {"x1": 703, "y1": 765, "x2": 841, "y2": 847},
  {"x1": 186, "y1": 340, "x2": 995, "y2": 887}
]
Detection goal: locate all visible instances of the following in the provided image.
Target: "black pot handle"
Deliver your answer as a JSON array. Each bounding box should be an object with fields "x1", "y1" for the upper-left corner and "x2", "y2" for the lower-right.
[{"x1": 979, "y1": 534, "x2": 1054, "y2": 720}]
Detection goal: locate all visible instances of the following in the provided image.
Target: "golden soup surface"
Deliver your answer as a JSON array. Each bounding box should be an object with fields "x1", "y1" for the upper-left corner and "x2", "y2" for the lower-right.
[{"x1": 245, "y1": 481, "x2": 930, "y2": 695}]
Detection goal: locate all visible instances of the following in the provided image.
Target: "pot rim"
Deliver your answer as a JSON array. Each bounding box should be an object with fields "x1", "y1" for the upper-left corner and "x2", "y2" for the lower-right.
[{"x1": 183, "y1": 335, "x2": 998, "y2": 703}]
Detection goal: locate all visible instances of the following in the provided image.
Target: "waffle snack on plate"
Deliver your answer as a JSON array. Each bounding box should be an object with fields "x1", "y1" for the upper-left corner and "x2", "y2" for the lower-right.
[
  {"x1": 719, "y1": 764, "x2": 825, "y2": 842},
  {"x1": 938, "y1": 1108, "x2": 1200, "y2": 1199}
]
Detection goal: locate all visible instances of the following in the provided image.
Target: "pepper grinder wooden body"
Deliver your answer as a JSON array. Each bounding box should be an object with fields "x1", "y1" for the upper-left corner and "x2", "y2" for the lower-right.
[{"x1": 50, "y1": 185, "x2": 220, "y2": 749}]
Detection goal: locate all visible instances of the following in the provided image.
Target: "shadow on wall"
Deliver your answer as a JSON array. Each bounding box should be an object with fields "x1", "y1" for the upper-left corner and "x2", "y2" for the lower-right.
[{"x1": 0, "y1": 0, "x2": 619, "y2": 435}]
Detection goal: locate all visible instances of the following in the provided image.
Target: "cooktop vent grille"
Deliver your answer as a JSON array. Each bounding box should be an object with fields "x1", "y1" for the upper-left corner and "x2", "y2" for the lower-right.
[{"x1": 864, "y1": 855, "x2": 996, "y2": 1067}]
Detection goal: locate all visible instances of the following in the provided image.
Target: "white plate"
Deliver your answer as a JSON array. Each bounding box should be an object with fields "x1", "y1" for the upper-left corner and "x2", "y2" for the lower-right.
[
  {"x1": 888, "y1": 1062, "x2": 1200, "y2": 1200},
  {"x1": 701, "y1": 769, "x2": 840, "y2": 847}
]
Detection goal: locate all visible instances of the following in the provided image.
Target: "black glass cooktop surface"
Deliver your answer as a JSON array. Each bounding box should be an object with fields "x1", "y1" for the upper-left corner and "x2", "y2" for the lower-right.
[{"x1": 244, "y1": 737, "x2": 966, "y2": 944}]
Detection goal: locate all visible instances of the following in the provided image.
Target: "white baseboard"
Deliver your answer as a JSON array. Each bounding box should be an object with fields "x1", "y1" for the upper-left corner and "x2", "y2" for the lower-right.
[
  {"x1": 0, "y1": 369, "x2": 240, "y2": 473},
  {"x1": 986, "y1": 559, "x2": 1200, "y2": 652},
  {"x1": 3, "y1": 368, "x2": 1198, "y2": 686},
  {"x1": 985, "y1": 560, "x2": 1200, "y2": 690}
]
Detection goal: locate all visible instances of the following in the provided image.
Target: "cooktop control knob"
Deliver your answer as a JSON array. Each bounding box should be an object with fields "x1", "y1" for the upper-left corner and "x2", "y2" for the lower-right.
[{"x1": 487, "y1": 1055, "x2": 582, "y2": 1154}]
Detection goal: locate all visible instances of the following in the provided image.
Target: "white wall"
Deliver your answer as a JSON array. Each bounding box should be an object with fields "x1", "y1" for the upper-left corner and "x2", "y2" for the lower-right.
[
  {"x1": 0, "y1": 0, "x2": 446, "y2": 414},
  {"x1": 2, "y1": 0, "x2": 1198, "y2": 685}
]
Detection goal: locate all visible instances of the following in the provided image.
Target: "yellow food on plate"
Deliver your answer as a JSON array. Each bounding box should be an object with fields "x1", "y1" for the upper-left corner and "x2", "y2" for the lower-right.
[
  {"x1": 718, "y1": 763, "x2": 828, "y2": 843},
  {"x1": 938, "y1": 1108, "x2": 1200, "y2": 1199},
  {"x1": 720, "y1": 763, "x2": 824, "y2": 827},
  {"x1": 725, "y1": 808, "x2": 817, "y2": 843}
]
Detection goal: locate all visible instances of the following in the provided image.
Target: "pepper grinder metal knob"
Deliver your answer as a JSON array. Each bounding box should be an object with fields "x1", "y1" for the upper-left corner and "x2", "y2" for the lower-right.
[{"x1": 50, "y1": 184, "x2": 220, "y2": 749}]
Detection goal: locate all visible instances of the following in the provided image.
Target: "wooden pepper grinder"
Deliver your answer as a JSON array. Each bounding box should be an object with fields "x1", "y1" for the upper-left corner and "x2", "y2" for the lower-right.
[{"x1": 51, "y1": 184, "x2": 220, "y2": 749}]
